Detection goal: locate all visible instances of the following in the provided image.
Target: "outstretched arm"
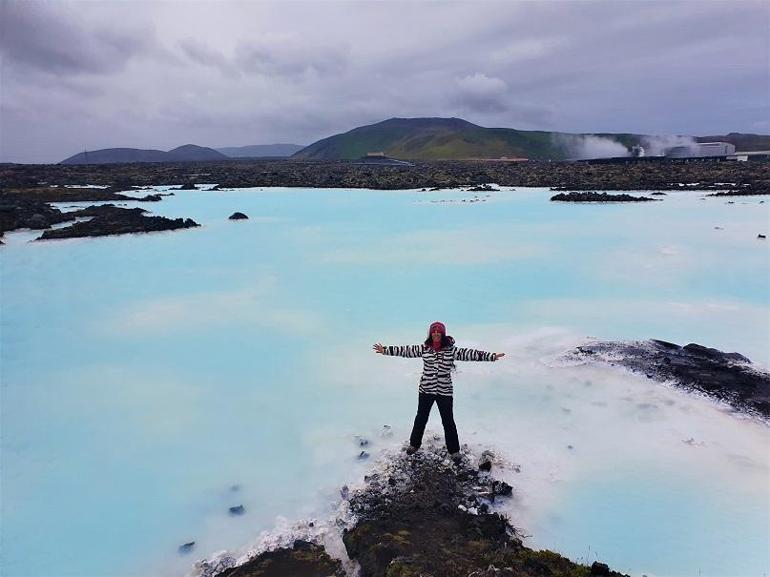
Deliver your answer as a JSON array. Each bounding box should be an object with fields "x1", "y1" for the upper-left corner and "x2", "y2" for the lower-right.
[
  {"x1": 373, "y1": 343, "x2": 423, "y2": 358},
  {"x1": 454, "y1": 347, "x2": 506, "y2": 362}
]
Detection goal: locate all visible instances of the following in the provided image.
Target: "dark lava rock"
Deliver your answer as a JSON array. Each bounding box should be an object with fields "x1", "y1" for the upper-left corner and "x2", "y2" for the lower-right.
[
  {"x1": 178, "y1": 541, "x2": 195, "y2": 554},
  {"x1": 215, "y1": 540, "x2": 344, "y2": 577},
  {"x1": 228, "y1": 505, "x2": 245, "y2": 516},
  {"x1": 178, "y1": 181, "x2": 198, "y2": 190},
  {"x1": 2, "y1": 157, "x2": 769, "y2": 194},
  {"x1": 342, "y1": 445, "x2": 626, "y2": 577},
  {"x1": 566, "y1": 339, "x2": 770, "y2": 418},
  {"x1": 0, "y1": 198, "x2": 72, "y2": 235},
  {"x1": 591, "y1": 561, "x2": 612, "y2": 575},
  {"x1": 228, "y1": 212, "x2": 249, "y2": 220},
  {"x1": 550, "y1": 191, "x2": 659, "y2": 202},
  {"x1": 1, "y1": 187, "x2": 162, "y2": 203},
  {"x1": 136, "y1": 193, "x2": 163, "y2": 201},
  {"x1": 708, "y1": 188, "x2": 770, "y2": 197},
  {"x1": 759, "y1": 234, "x2": 766, "y2": 239},
  {"x1": 491, "y1": 480, "x2": 513, "y2": 497},
  {"x1": 468, "y1": 184, "x2": 496, "y2": 192},
  {"x1": 479, "y1": 459, "x2": 492, "y2": 472},
  {"x1": 36, "y1": 205, "x2": 199, "y2": 240},
  {"x1": 358, "y1": 450, "x2": 370, "y2": 460},
  {"x1": 27, "y1": 213, "x2": 50, "y2": 229},
  {"x1": 650, "y1": 192, "x2": 667, "y2": 196}
]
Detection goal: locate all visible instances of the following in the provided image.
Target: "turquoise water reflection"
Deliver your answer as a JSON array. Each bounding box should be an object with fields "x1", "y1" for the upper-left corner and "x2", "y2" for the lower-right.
[{"x1": 1, "y1": 187, "x2": 768, "y2": 576}]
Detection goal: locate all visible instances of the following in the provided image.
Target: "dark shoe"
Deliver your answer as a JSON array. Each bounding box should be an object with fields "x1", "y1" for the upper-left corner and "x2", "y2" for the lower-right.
[{"x1": 405, "y1": 445, "x2": 419, "y2": 455}]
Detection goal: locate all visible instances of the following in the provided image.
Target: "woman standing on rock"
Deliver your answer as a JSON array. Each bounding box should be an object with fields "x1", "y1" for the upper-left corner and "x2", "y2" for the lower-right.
[{"x1": 373, "y1": 321, "x2": 505, "y2": 463}]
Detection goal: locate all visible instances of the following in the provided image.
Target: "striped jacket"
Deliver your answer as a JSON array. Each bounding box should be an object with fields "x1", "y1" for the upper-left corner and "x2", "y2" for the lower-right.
[{"x1": 383, "y1": 344, "x2": 497, "y2": 396}]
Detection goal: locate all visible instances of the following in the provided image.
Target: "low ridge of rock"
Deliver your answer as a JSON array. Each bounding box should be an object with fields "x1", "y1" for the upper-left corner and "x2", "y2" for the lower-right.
[
  {"x1": 565, "y1": 339, "x2": 770, "y2": 418},
  {"x1": 36, "y1": 205, "x2": 199, "y2": 240},
  {"x1": 550, "y1": 191, "x2": 659, "y2": 202}
]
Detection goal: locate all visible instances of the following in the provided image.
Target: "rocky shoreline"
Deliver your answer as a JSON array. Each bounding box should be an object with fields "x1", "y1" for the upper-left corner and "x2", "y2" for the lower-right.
[
  {"x1": 194, "y1": 444, "x2": 626, "y2": 577},
  {"x1": 563, "y1": 339, "x2": 770, "y2": 419},
  {"x1": 0, "y1": 195, "x2": 197, "y2": 243},
  {"x1": 1, "y1": 158, "x2": 768, "y2": 193},
  {"x1": 2, "y1": 159, "x2": 766, "y2": 243},
  {"x1": 550, "y1": 191, "x2": 660, "y2": 202}
]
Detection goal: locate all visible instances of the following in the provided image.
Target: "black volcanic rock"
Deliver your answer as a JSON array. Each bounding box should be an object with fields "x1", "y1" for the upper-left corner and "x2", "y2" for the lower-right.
[
  {"x1": 341, "y1": 446, "x2": 626, "y2": 577},
  {"x1": 228, "y1": 212, "x2": 248, "y2": 220},
  {"x1": 36, "y1": 205, "x2": 199, "y2": 240},
  {"x1": 4, "y1": 158, "x2": 770, "y2": 196},
  {"x1": 0, "y1": 198, "x2": 72, "y2": 236},
  {"x1": 550, "y1": 191, "x2": 660, "y2": 202},
  {"x1": 196, "y1": 444, "x2": 626, "y2": 577},
  {"x1": 216, "y1": 540, "x2": 344, "y2": 577},
  {"x1": 1, "y1": 187, "x2": 163, "y2": 203},
  {"x1": 707, "y1": 188, "x2": 770, "y2": 197},
  {"x1": 564, "y1": 339, "x2": 770, "y2": 418}
]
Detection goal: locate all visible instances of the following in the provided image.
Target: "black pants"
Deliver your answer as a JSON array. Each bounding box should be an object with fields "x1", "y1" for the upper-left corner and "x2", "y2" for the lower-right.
[{"x1": 409, "y1": 393, "x2": 460, "y2": 454}]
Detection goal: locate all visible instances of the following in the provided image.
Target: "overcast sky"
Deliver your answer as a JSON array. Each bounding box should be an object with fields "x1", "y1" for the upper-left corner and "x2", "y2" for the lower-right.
[{"x1": 1, "y1": 0, "x2": 768, "y2": 163}]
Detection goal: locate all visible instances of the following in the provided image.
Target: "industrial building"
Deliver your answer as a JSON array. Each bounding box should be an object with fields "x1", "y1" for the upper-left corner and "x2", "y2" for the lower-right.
[{"x1": 666, "y1": 142, "x2": 736, "y2": 158}]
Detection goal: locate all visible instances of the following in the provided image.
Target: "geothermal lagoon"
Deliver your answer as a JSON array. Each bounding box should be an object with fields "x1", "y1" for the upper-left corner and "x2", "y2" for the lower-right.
[{"x1": 1, "y1": 186, "x2": 768, "y2": 577}]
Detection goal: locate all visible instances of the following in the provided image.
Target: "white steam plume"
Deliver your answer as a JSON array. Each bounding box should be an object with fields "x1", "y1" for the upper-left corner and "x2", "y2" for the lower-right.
[
  {"x1": 555, "y1": 134, "x2": 629, "y2": 160},
  {"x1": 640, "y1": 134, "x2": 698, "y2": 156}
]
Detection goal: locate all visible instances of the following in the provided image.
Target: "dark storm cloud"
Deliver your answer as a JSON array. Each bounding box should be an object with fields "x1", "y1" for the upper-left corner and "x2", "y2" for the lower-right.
[
  {"x1": 0, "y1": 1, "x2": 156, "y2": 76},
  {"x1": 234, "y1": 37, "x2": 350, "y2": 77},
  {"x1": 178, "y1": 38, "x2": 240, "y2": 78}
]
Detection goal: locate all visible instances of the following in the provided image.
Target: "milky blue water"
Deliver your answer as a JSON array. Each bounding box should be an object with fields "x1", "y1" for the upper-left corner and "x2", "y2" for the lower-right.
[{"x1": 1, "y1": 186, "x2": 768, "y2": 577}]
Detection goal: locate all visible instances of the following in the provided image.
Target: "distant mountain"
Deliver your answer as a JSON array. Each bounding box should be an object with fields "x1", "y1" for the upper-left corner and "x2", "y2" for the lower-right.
[
  {"x1": 292, "y1": 117, "x2": 770, "y2": 160},
  {"x1": 61, "y1": 144, "x2": 227, "y2": 165},
  {"x1": 292, "y1": 117, "x2": 575, "y2": 160},
  {"x1": 166, "y1": 144, "x2": 228, "y2": 162},
  {"x1": 217, "y1": 144, "x2": 305, "y2": 158}
]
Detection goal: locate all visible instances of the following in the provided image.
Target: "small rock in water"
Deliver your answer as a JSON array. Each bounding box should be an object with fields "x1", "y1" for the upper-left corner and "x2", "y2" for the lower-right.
[
  {"x1": 492, "y1": 480, "x2": 513, "y2": 497},
  {"x1": 229, "y1": 212, "x2": 248, "y2": 220},
  {"x1": 228, "y1": 504, "x2": 245, "y2": 515},
  {"x1": 229, "y1": 484, "x2": 240, "y2": 492},
  {"x1": 358, "y1": 450, "x2": 370, "y2": 460},
  {"x1": 355, "y1": 436, "x2": 369, "y2": 447},
  {"x1": 178, "y1": 541, "x2": 195, "y2": 554},
  {"x1": 567, "y1": 444, "x2": 574, "y2": 450},
  {"x1": 478, "y1": 460, "x2": 492, "y2": 472},
  {"x1": 380, "y1": 424, "x2": 393, "y2": 438},
  {"x1": 758, "y1": 234, "x2": 766, "y2": 239}
]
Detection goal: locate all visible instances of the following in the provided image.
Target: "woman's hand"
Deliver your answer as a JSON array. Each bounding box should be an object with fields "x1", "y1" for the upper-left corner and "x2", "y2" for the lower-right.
[
  {"x1": 494, "y1": 352, "x2": 506, "y2": 360},
  {"x1": 373, "y1": 343, "x2": 385, "y2": 354}
]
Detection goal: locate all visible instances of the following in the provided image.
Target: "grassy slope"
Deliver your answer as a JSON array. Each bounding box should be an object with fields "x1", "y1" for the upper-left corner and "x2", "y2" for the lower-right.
[
  {"x1": 294, "y1": 118, "x2": 769, "y2": 160},
  {"x1": 295, "y1": 119, "x2": 574, "y2": 160}
]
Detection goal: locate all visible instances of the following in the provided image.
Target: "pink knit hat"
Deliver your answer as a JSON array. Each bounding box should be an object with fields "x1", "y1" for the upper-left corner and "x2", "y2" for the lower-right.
[{"x1": 429, "y1": 321, "x2": 446, "y2": 335}]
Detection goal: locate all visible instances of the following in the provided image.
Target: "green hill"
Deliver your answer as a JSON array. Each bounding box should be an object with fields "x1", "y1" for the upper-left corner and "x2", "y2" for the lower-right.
[
  {"x1": 293, "y1": 117, "x2": 606, "y2": 160},
  {"x1": 292, "y1": 117, "x2": 769, "y2": 160}
]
